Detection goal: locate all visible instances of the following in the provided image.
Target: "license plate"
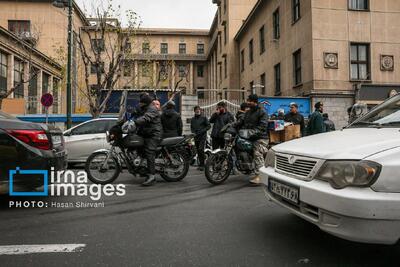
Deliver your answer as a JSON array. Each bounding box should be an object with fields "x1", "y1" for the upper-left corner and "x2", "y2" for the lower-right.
[
  {"x1": 269, "y1": 179, "x2": 299, "y2": 205},
  {"x1": 52, "y1": 135, "x2": 62, "y2": 145}
]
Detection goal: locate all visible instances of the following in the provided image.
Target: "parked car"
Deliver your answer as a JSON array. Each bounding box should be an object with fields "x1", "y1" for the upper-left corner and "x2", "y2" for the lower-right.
[
  {"x1": 261, "y1": 94, "x2": 400, "y2": 245},
  {"x1": 64, "y1": 118, "x2": 118, "y2": 164},
  {"x1": 0, "y1": 111, "x2": 66, "y2": 194}
]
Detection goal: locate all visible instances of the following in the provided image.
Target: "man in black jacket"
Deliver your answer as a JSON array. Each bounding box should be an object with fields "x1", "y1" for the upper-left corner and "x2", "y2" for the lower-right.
[
  {"x1": 234, "y1": 94, "x2": 269, "y2": 185},
  {"x1": 191, "y1": 106, "x2": 211, "y2": 171},
  {"x1": 135, "y1": 94, "x2": 163, "y2": 186},
  {"x1": 161, "y1": 101, "x2": 183, "y2": 138},
  {"x1": 209, "y1": 102, "x2": 234, "y2": 149},
  {"x1": 284, "y1": 102, "x2": 305, "y2": 136}
]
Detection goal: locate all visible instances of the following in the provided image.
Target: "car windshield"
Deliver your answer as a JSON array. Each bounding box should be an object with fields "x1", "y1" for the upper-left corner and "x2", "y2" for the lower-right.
[{"x1": 350, "y1": 94, "x2": 400, "y2": 128}]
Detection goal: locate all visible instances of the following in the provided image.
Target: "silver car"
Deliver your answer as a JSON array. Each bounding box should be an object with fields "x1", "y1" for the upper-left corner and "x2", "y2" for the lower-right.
[{"x1": 64, "y1": 118, "x2": 118, "y2": 164}]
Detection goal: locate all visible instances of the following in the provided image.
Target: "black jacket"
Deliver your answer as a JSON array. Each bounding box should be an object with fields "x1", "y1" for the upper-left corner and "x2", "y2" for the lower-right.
[
  {"x1": 161, "y1": 109, "x2": 183, "y2": 138},
  {"x1": 234, "y1": 105, "x2": 268, "y2": 140},
  {"x1": 284, "y1": 112, "x2": 305, "y2": 136},
  {"x1": 209, "y1": 111, "x2": 234, "y2": 138},
  {"x1": 236, "y1": 111, "x2": 246, "y2": 121},
  {"x1": 135, "y1": 103, "x2": 162, "y2": 139},
  {"x1": 191, "y1": 114, "x2": 211, "y2": 139}
]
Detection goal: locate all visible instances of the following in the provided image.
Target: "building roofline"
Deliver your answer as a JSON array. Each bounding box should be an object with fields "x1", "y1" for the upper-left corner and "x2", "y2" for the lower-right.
[
  {"x1": 234, "y1": 0, "x2": 264, "y2": 41},
  {"x1": 0, "y1": 26, "x2": 62, "y2": 71}
]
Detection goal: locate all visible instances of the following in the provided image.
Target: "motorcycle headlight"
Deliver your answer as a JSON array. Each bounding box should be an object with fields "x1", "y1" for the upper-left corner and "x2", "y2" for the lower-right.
[
  {"x1": 265, "y1": 150, "x2": 276, "y2": 168},
  {"x1": 315, "y1": 161, "x2": 381, "y2": 189}
]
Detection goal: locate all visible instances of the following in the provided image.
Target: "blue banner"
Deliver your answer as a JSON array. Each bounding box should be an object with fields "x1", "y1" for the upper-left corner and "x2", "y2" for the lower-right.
[{"x1": 259, "y1": 97, "x2": 311, "y2": 118}]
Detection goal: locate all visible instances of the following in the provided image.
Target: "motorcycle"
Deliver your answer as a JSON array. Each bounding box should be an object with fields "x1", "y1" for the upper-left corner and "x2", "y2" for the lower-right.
[
  {"x1": 85, "y1": 122, "x2": 190, "y2": 185},
  {"x1": 204, "y1": 125, "x2": 256, "y2": 185}
]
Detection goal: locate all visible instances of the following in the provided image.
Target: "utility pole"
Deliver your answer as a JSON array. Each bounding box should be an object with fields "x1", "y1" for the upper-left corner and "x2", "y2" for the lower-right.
[{"x1": 53, "y1": 0, "x2": 73, "y2": 129}]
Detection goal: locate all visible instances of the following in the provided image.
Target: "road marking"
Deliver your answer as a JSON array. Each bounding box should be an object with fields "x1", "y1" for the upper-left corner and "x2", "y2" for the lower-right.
[{"x1": 0, "y1": 244, "x2": 86, "y2": 255}]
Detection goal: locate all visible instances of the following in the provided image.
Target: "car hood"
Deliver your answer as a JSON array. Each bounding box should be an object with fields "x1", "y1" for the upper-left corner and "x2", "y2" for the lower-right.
[{"x1": 273, "y1": 128, "x2": 400, "y2": 160}]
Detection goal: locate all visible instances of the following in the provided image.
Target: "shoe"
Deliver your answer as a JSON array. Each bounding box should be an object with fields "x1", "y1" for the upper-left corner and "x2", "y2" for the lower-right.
[
  {"x1": 249, "y1": 175, "x2": 261, "y2": 185},
  {"x1": 197, "y1": 166, "x2": 205, "y2": 172},
  {"x1": 142, "y1": 175, "x2": 157, "y2": 186}
]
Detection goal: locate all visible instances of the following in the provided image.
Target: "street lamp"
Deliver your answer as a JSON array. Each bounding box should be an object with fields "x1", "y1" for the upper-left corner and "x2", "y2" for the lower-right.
[{"x1": 53, "y1": 0, "x2": 73, "y2": 129}]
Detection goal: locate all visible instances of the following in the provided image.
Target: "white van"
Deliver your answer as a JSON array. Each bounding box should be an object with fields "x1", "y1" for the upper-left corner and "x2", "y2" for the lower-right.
[{"x1": 261, "y1": 94, "x2": 400, "y2": 245}]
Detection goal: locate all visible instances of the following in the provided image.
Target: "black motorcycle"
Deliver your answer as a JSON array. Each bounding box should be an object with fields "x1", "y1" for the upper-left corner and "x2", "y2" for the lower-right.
[
  {"x1": 205, "y1": 125, "x2": 255, "y2": 185},
  {"x1": 85, "y1": 123, "x2": 190, "y2": 185}
]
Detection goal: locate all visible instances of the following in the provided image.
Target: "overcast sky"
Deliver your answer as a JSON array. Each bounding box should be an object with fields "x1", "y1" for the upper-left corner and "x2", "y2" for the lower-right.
[{"x1": 76, "y1": 0, "x2": 217, "y2": 29}]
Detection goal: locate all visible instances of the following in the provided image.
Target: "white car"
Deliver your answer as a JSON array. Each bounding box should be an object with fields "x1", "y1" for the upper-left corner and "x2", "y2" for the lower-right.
[
  {"x1": 64, "y1": 118, "x2": 118, "y2": 164},
  {"x1": 261, "y1": 94, "x2": 400, "y2": 245}
]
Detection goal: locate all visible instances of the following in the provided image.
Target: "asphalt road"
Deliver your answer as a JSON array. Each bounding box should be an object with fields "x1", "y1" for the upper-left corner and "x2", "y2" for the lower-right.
[{"x1": 0, "y1": 167, "x2": 399, "y2": 267}]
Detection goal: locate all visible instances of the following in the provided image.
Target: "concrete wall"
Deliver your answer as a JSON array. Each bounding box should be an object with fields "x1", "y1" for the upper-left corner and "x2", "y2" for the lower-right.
[{"x1": 180, "y1": 95, "x2": 199, "y2": 135}]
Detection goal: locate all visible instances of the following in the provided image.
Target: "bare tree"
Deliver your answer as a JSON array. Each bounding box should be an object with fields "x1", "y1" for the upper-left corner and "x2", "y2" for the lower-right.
[{"x1": 76, "y1": 0, "x2": 141, "y2": 118}]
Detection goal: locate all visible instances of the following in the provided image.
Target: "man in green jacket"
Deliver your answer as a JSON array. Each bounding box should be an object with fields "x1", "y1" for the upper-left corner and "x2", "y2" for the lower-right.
[{"x1": 307, "y1": 102, "x2": 326, "y2": 135}]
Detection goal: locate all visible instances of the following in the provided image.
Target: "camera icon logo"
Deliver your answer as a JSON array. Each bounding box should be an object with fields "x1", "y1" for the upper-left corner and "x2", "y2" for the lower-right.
[{"x1": 9, "y1": 167, "x2": 49, "y2": 197}]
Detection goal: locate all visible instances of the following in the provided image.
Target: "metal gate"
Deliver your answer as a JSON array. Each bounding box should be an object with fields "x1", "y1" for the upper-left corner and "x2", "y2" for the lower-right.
[{"x1": 199, "y1": 99, "x2": 241, "y2": 119}]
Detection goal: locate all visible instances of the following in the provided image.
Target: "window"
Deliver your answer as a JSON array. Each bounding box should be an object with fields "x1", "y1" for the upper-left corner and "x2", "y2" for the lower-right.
[
  {"x1": 91, "y1": 62, "x2": 105, "y2": 74},
  {"x1": 53, "y1": 79, "x2": 59, "y2": 114},
  {"x1": 292, "y1": 0, "x2": 301, "y2": 23},
  {"x1": 249, "y1": 39, "x2": 254, "y2": 64},
  {"x1": 14, "y1": 59, "x2": 24, "y2": 98},
  {"x1": 72, "y1": 120, "x2": 111, "y2": 135},
  {"x1": 349, "y1": 0, "x2": 369, "y2": 10},
  {"x1": 141, "y1": 63, "x2": 151, "y2": 77},
  {"x1": 293, "y1": 49, "x2": 302, "y2": 86},
  {"x1": 260, "y1": 73, "x2": 266, "y2": 95},
  {"x1": 125, "y1": 42, "x2": 132, "y2": 54},
  {"x1": 8, "y1": 20, "x2": 30, "y2": 35},
  {"x1": 274, "y1": 63, "x2": 281, "y2": 96},
  {"x1": 28, "y1": 68, "x2": 38, "y2": 114},
  {"x1": 224, "y1": 24, "x2": 227, "y2": 45},
  {"x1": 273, "y1": 9, "x2": 280, "y2": 40},
  {"x1": 350, "y1": 43, "x2": 370, "y2": 80},
  {"x1": 91, "y1": 39, "x2": 105, "y2": 53},
  {"x1": 179, "y1": 65, "x2": 186, "y2": 77},
  {"x1": 224, "y1": 58, "x2": 227, "y2": 78},
  {"x1": 219, "y1": 65, "x2": 222, "y2": 84},
  {"x1": 240, "y1": 49, "x2": 245, "y2": 72},
  {"x1": 250, "y1": 81, "x2": 254, "y2": 93},
  {"x1": 197, "y1": 87, "x2": 205, "y2": 99},
  {"x1": 124, "y1": 62, "x2": 132, "y2": 77},
  {"x1": 179, "y1": 43, "x2": 186, "y2": 54},
  {"x1": 197, "y1": 65, "x2": 204, "y2": 77},
  {"x1": 219, "y1": 34, "x2": 222, "y2": 53},
  {"x1": 42, "y1": 73, "x2": 50, "y2": 113},
  {"x1": 0, "y1": 52, "x2": 7, "y2": 94},
  {"x1": 223, "y1": 88, "x2": 228, "y2": 99},
  {"x1": 197, "y1": 44, "x2": 205, "y2": 55},
  {"x1": 224, "y1": 0, "x2": 227, "y2": 13},
  {"x1": 142, "y1": 42, "x2": 150, "y2": 54},
  {"x1": 259, "y1": 26, "x2": 265, "y2": 54},
  {"x1": 160, "y1": 43, "x2": 168, "y2": 54}
]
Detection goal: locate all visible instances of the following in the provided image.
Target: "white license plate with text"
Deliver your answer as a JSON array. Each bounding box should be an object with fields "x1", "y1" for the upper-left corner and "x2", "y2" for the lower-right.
[{"x1": 269, "y1": 179, "x2": 299, "y2": 204}]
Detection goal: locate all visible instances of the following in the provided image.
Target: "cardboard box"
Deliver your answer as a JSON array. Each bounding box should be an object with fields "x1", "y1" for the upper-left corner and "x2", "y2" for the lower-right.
[{"x1": 269, "y1": 124, "x2": 301, "y2": 144}]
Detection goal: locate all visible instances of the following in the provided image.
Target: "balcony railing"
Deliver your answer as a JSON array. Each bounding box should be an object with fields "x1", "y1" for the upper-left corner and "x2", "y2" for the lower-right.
[{"x1": 128, "y1": 53, "x2": 207, "y2": 61}]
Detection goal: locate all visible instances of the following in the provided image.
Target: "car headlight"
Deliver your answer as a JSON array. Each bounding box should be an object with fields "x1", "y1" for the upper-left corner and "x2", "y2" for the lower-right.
[
  {"x1": 315, "y1": 161, "x2": 381, "y2": 189},
  {"x1": 265, "y1": 150, "x2": 276, "y2": 168}
]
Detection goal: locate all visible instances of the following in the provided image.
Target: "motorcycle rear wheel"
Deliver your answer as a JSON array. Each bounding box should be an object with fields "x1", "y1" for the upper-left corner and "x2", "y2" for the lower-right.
[{"x1": 205, "y1": 151, "x2": 233, "y2": 185}]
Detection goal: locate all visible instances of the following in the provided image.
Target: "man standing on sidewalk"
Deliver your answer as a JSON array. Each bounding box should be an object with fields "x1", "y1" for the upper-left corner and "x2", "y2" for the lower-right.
[
  {"x1": 307, "y1": 102, "x2": 326, "y2": 136},
  {"x1": 191, "y1": 106, "x2": 211, "y2": 171},
  {"x1": 284, "y1": 102, "x2": 305, "y2": 136}
]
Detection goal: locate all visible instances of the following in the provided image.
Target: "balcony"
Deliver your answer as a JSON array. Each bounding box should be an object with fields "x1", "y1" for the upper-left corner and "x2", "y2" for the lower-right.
[{"x1": 129, "y1": 53, "x2": 207, "y2": 62}]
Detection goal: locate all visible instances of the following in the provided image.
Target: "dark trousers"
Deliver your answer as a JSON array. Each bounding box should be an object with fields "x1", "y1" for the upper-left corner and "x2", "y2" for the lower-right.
[
  {"x1": 212, "y1": 137, "x2": 225, "y2": 150},
  {"x1": 144, "y1": 138, "x2": 161, "y2": 175},
  {"x1": 195, "y1": 136, "x2": 206, "y2": 167}
]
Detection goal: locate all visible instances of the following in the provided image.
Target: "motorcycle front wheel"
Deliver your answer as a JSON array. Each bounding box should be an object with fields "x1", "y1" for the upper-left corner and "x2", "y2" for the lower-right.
[
  {"x1": 85, "y1": 151, "x2": 121, "y2": 185},
  {"x1": 160, "y1": 151, "x2": 190, "y2": 182},
  {"x1": 205, "y1": 151, "x2": 233, "y2": 185}
]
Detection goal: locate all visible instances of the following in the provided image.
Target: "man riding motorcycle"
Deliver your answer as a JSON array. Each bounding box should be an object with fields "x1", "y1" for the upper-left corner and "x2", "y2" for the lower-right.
[
  {"x1": 135, "y1": 94, "x2": 163, "y2": 186},
  {"x1": 233, "y1": 94, "x2": 269, "y2": 185}
]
